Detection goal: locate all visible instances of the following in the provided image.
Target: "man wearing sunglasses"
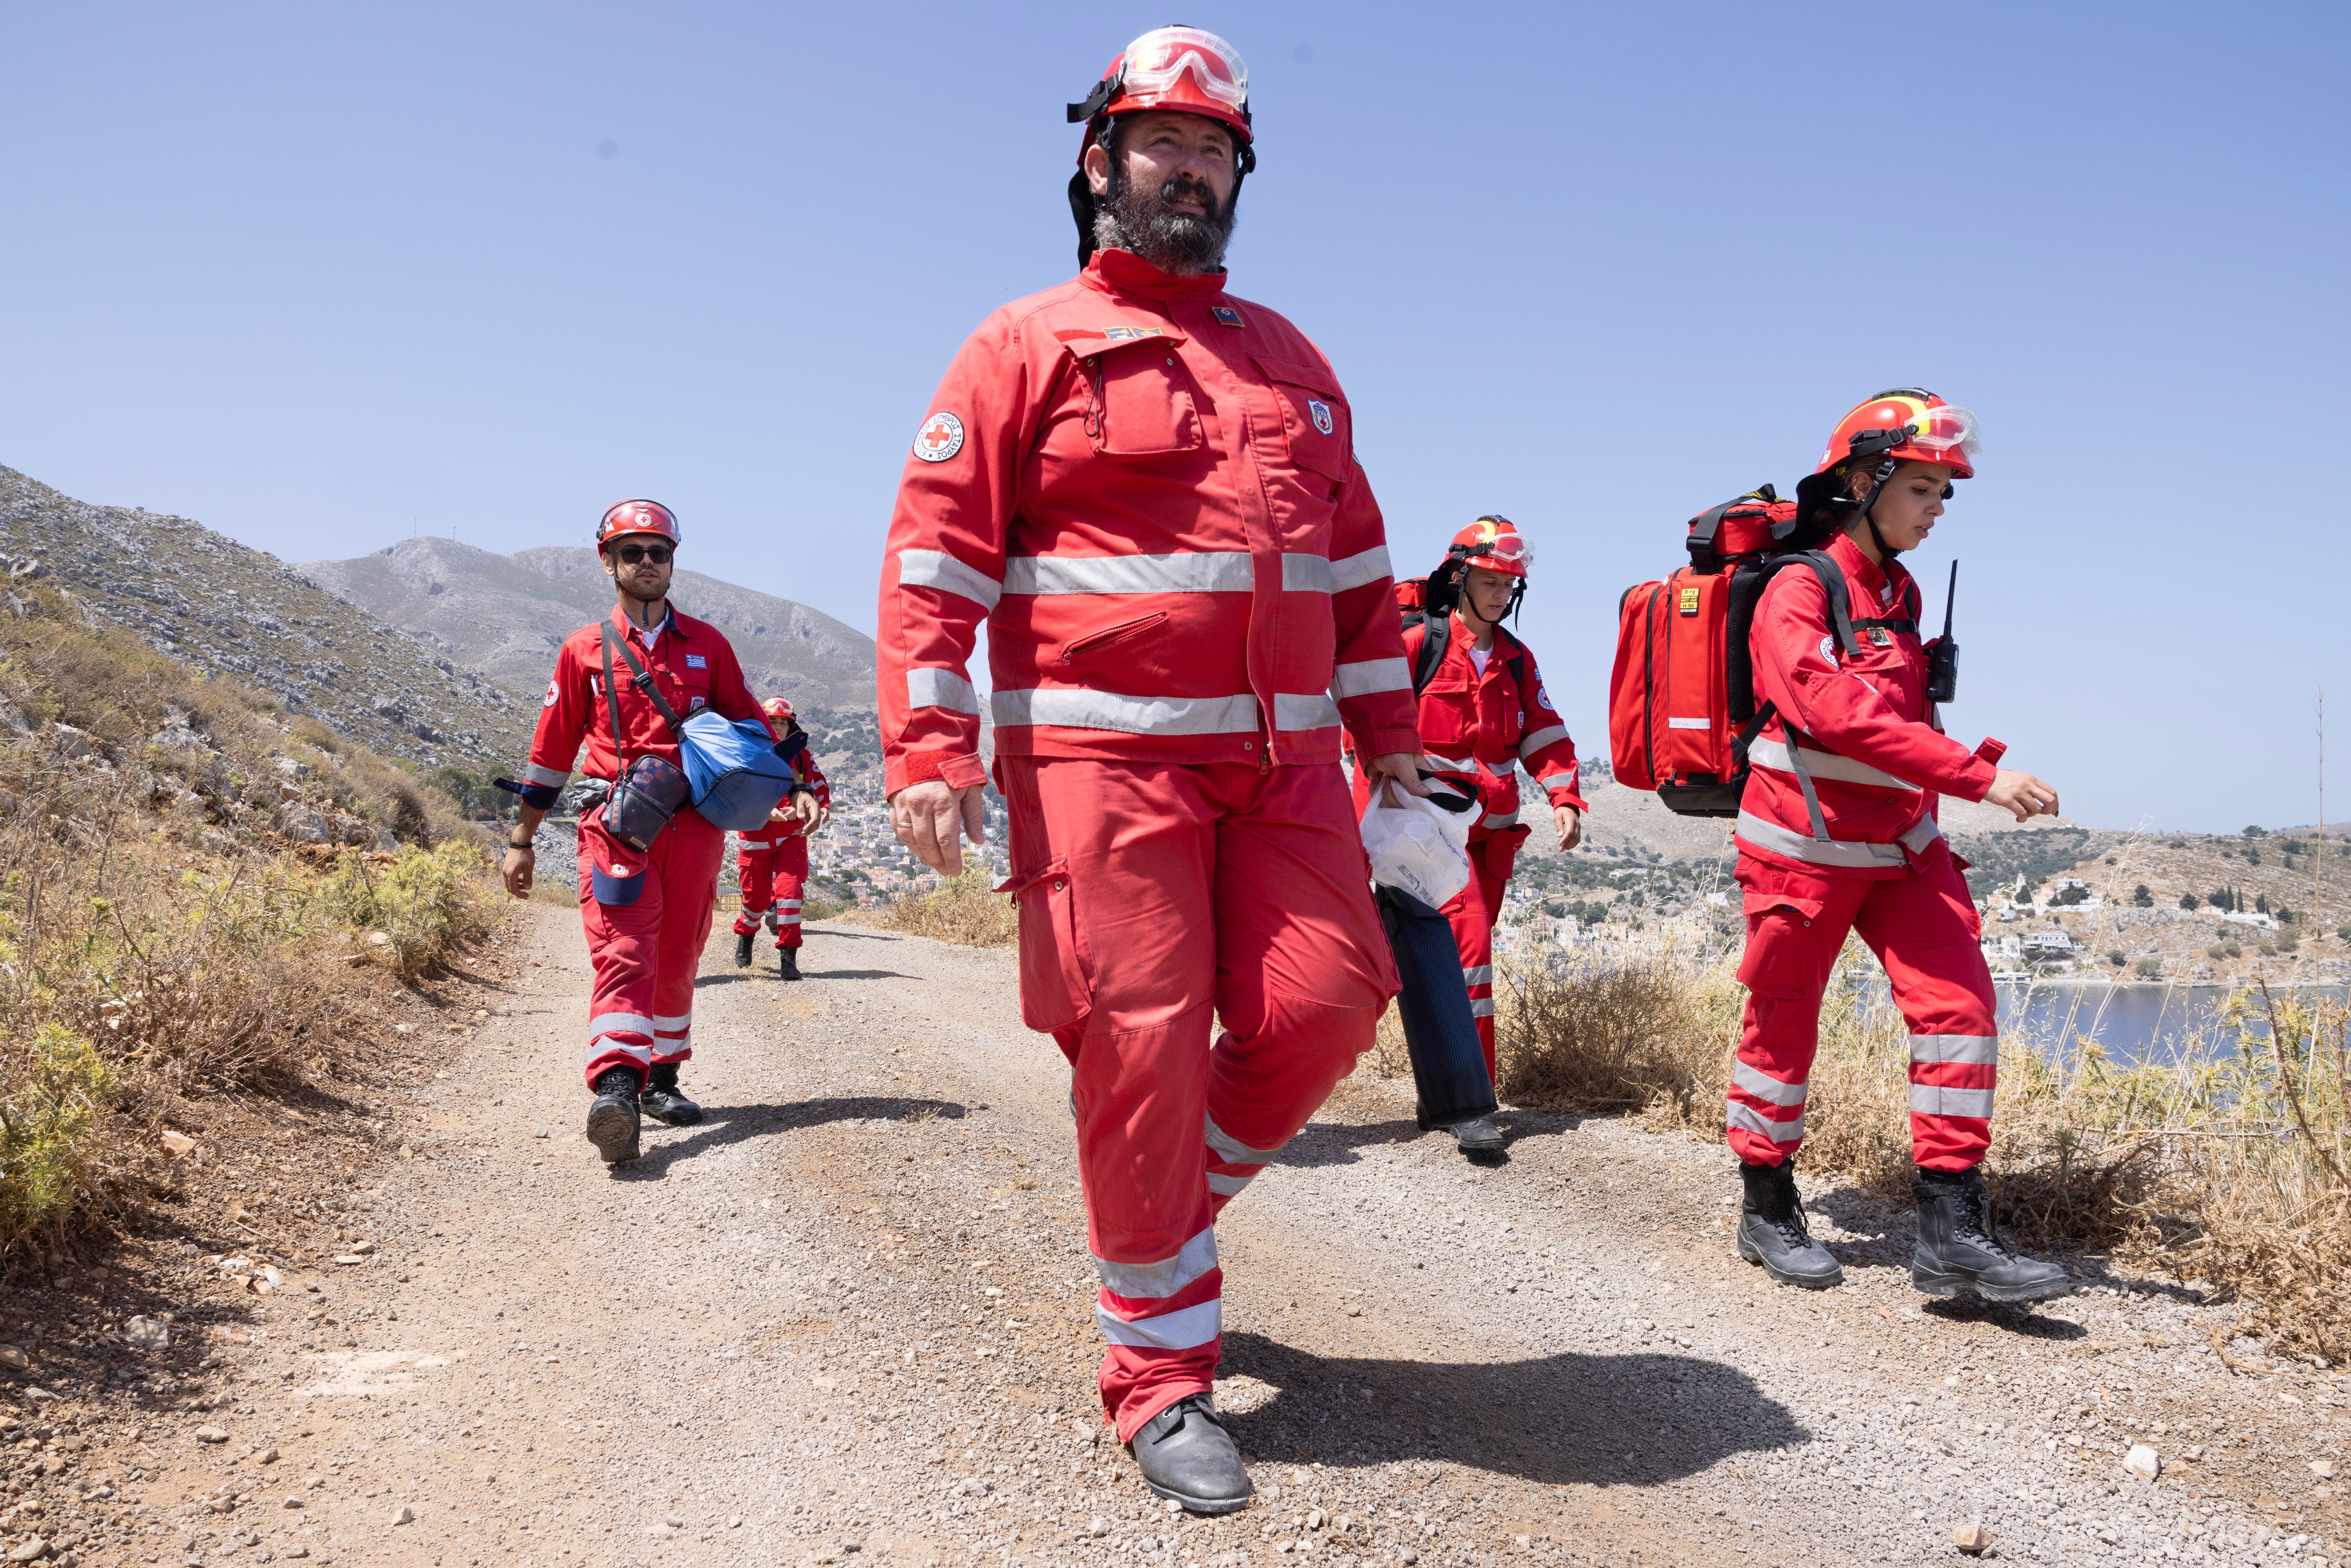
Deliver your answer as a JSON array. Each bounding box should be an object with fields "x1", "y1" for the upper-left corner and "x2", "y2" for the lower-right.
[
  {"x1": 501, "y1": 499, "x2": 809, "y2": 1165},
  {"x1": 876, "y1": 26, "x2": 1423, "y2": 1513}
]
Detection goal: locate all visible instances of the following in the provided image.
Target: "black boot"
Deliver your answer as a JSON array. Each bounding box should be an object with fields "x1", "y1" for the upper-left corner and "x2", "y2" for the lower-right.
[
  {"x1": 1735, "y1": 1158, "x2": 1843, "y2": 1290},
  {"x1": 1127, "y1": 1395, "x2": 1252, "y2": 1515},
  {"x1": 1449, "y1": 1115, "x2": 1506, "y2": 1159},
  {"x1": 777, "y1": 946, "x2": 801, "y2": 981},
  {"x1": 734, "y1": 930, "x2": 754, "y2": 967},
  {"x1": 585, "y1": 1068, "x2": 642, "y2": 1165},
  {"x1": 641, "y1": 1062, "x2": 703, "y2": 1127},
  {"x1": 1911, "y1": 1165, "x2": 2070, "y2": 1302}
]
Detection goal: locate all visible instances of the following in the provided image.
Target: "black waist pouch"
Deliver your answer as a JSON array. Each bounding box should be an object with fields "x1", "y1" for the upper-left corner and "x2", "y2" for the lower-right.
[{"x1": 604, "y1": 754, "x2": 690, "y2": 852}]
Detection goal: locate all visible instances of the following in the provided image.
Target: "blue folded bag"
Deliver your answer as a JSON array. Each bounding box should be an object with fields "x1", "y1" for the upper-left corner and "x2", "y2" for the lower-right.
[{"x1": 681, "y1": 711, "x2": 808, "y2": 831}]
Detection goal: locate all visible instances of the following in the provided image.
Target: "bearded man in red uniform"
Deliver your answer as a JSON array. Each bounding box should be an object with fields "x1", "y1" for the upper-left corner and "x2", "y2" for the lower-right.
[
  {"x1": 500, "y1": 500, "x2": 809, "y2": 1165},
  {"x1": 876, "y1": 27, "x2": 1425, "y2": 1513}
]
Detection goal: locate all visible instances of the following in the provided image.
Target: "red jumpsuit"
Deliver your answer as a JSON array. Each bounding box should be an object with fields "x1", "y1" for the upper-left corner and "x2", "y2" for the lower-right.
[
  {"x1": 515, "y1": 605, "x2": 775, "y2": 1089},
  {"x1": 1728, "y1": 533, "x2": 2004, "y2": 1173},
  {"x1": 732, "y1": 746, "x2": 830, "y2": 950},
  {"x1": 877, "y1": 247, "x2": 1420, "y2": 1441},
  {"x1": 1349, "y1": 619, "x2": 1584, "y2": 1074}
]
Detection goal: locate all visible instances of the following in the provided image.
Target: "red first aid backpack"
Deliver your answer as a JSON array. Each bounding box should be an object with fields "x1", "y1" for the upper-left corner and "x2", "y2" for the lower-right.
[{"x1": 1608, "y1": 486, "x2": 1892, "y2": 817}]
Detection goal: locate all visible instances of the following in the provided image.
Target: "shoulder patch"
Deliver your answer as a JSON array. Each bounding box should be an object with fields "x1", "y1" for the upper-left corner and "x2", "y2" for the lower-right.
[
  {"x1": 913, "y1": 412, "x2": 965, "y2": 463},
  {"x1": 1818, "y1": 635, "x2": 1838, "y2": 664},
  {"x1": 543, "y1": 677, "x2": 559, "y2": 708}
]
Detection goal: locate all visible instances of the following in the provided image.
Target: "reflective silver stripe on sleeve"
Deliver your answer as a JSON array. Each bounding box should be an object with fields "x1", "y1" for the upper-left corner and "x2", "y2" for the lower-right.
[
  {"x1": 1910, "y1": 1034, "x2": 1999, "y2": 1066},
  {"x1": 1423, "y1": 752, "x2": 1475, "y2": 773},
  {"x1": 1732, "y1": 1060, "x2": 1808, "y2": 1108},
  {"x1": 1469, "y1": 999, "x2": 1496, "y2": 1018},
  {"x1": 1280, "y1": 553, "x2": 1332, "y2": 593},
  {"x1": 1095, "y1": 1298, "x2": 1222, "y2": 1350},
  {"x1": 1206, "y1": 1172, "x2": 1254, "y2": 1197},
  {"x1": 991, "y1": 688, "x2": 1259, "y2": 735},
  {"x1": 1328, "y1": 545, "x2": 1392, "y2": 592},
  {"x1": 1481, "y1": 810, "x2": 1519, "y2": 829},
  {"x1": 1747, "y1": 738, "x2": 1921, "y2": 792},
  {"x1": 1518, "y1": 724, "x2": 1570, "y2": 759},
  {"x1": 1332, "y1": 657, "x2": 1411, "y2": 698},
  {"x1": 906, "y1": 667, "x2": 981, "y2": 715},
  {"x1": 1204, "y1": 1113, "x2": 1284, "y2": 1166},
  {"x1": 1909, "y1": 1084, "x2": 1995, "y2": 1119},
  {"x1": 1726, "y1": 1101, "x2": 1804, "y2": 1144},
  {"x1": 1734, "y1": 810, "x2": 1907, "y2": 868},
  {"x1": 525, "y1": 762, "x2": 572, "y2": 789},
  {"x1": 1461, "y1": 964, "x2": 1493, "y2": 986},
  {"x1": 1275, "y1": 692, "x2": 1342, "y2": 731},
  {"x1": 897, "y1": 548, "x2": 1003, "y2": 611},
  {"x1": 1092, "y1": 1228, "x2": 1218, "y2": 1301},
  {"x1": 1002, "y1": 551, "x2": 1252, "y2": 595}
]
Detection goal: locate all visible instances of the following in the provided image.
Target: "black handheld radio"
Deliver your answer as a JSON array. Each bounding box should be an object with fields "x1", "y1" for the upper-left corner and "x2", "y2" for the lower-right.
[{"x1": 1925, "y1": 561, "x2": 1959, "y2": 705}]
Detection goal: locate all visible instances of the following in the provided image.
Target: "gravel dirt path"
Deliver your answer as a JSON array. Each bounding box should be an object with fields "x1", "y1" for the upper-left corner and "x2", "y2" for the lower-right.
[{"x1": 23, "y1": 907, "x2": 2347, "y2": 1568}]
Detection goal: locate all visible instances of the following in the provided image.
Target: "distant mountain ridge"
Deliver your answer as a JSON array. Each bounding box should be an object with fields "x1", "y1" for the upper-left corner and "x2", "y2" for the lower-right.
[
  {"x1": 0, "y1": 464, "x2": 530, "y2": 770},
  {"x1": 296, "y1": 538, "x2": 876, "y2": 712}
]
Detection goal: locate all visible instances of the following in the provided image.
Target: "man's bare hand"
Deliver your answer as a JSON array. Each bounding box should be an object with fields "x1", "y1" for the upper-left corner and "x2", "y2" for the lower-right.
[
  {"x1": 1361, "y1": 752, "x2": 1432, "y2": 797},
  {"x1": 502, "y1": 846, "x2": 535, "y2": 899},
  {"x1": 890, "y1": 779, "x2": 987, "y2": 875},
  {"x1": 1554, "y1": 804, "x2": 1583, "y2": 851},
  {"x1": 1984, "y1": 768, "x2": 2061, "y2": 824},
  {"x1": 788, "y1": 790, "x2": 823, "y2": 830}
]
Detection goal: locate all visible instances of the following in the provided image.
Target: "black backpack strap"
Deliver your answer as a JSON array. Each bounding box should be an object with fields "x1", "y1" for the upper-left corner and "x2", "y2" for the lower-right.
[
  {"x1": 1411, "y1": 609, "x2": 1452, "y2": 698},
  {"x1": 1789, "y1": 550, "x2": 1864, "y2": 659},
  {"x1": 601, "y1": 621, "x2": 686, "y2": 743}
]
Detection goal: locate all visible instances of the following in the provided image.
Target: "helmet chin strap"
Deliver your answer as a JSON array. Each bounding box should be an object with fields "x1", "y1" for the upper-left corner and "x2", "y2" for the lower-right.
[{"x1": 1851, "y1": 454, "x2": 1903, "y2": 560}]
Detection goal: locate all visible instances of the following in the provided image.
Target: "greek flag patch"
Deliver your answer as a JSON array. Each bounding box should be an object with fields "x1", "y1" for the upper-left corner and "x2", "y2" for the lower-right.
[{"x1": 685, "y1": 654, "x2": 707, "y2": 669}]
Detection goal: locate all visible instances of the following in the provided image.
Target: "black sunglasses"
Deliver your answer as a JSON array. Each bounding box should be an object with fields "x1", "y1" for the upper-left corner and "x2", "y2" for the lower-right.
[{"x1": 613, "y1": 544, "x2": 673, "y2": 565}]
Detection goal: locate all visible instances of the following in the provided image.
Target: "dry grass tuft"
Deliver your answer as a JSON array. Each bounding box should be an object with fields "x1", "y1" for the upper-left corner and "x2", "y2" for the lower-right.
[{"x1": 850, "y1": 871, "x2": 1018, "y2": 948}]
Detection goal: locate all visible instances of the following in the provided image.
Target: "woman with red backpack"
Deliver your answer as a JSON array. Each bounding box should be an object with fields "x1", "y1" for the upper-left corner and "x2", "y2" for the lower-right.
[{"x1": 1727, "y1": 391, "x2": 2069, "y2": 1301}]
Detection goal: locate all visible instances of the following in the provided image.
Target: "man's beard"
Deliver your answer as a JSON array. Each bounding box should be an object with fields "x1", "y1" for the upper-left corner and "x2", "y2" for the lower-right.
[{"x1": 1092, "y1": 163, "x2": 1238, "y2": 275}]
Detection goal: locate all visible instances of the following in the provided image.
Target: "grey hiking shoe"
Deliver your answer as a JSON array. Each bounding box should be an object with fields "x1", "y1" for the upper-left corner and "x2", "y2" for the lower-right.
[
  {"x1": 1911, "y1": 1165, "x2": 2070, "y2": 1302},
  {"x1": 1127, "y1": 1395, "x2": 1252, "y2": 1515},
  {"x1": 585, "y1": 1068, "x2": 642, "y2": 1165},
  {"x1": 1735, "y1": 1158, "x2": 1843, "y2": 1290}
]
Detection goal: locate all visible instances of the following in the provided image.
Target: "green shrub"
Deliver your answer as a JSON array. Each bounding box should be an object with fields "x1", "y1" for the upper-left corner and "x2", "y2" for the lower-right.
[
  {"x1": 0, "y1": 1025, "x2": 112, "y2": 1254},
  {"x1": 325, "y1": 841, "x2": 491, "y2": 978},
  {"x1": 2133, "y1": 958, "x2": 2162, "y2": 978}
]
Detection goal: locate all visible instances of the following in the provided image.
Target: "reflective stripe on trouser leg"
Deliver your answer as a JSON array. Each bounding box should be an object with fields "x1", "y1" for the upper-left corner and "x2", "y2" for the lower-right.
[
  {"x1": 1202, "y1": 1113, "x2": 1285, "y2": 1214},
  {"x1": 1725, "y1": 867, "x2": 1869, "y2": 1166},
  {"x1": 1849, "y1": 852, "x2": 2000, "y2": 1170},
  {"x1": 580, "y1": 808, "x2": 724, "y2": 1088},
  {"x1": 773, "y1": 835, "x2": 810, "y2": 949},
  {"x1": 731, "y1": 843, "x2": 774, "y2": 936},
  {"x1": 1094, "y1": 1227, "x2": 1222, "y2": 1376},
  {"x1": 650, "y1": 1012, "x2": 692, "y2": 1065}
]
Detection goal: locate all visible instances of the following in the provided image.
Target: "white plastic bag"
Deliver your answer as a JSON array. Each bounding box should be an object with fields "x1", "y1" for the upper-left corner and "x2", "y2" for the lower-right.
[{"x1": 1360, "y1": 777, "x2": 1476, "y2": 909}]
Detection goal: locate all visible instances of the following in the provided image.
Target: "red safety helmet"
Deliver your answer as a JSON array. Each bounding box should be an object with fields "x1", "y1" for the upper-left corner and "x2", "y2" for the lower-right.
[
  {"x1": 1446, "y1": 516, "x2": 1534, "y2": 580},
  {"x1": 1068, "y1": 26, "x2": 1254, "y2": 162},
  {"x1": 1814, "y1": 390, "x2": 1980, "y2": 481},
  {"x1": 597, "y1": 499, "x2": 681, "y2": 551},
  {"x1": 761, "y1": 696, "x2": 795, "y2": 722}
]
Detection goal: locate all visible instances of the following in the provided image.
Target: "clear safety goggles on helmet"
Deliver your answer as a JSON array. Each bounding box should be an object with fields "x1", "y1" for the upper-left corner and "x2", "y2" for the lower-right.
[
  {"x1": 1454, "y1": 528, "x2": 1533, "y2": 574},
  {"x1": 1903, "y1": 403, "x2": 1981, "y2": 462},
  {"x1": 1118, "y1": 26, "x2": 1250, "y2": 114}
]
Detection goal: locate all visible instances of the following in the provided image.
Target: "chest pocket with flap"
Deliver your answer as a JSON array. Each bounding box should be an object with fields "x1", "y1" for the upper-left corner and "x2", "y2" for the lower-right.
[
  {"x1": 1064, "y1": 330, "x2": 1204, "y2": 460},
  {"x1": 1252, "y1": 354, "x2": 1353, "y2": 483}
]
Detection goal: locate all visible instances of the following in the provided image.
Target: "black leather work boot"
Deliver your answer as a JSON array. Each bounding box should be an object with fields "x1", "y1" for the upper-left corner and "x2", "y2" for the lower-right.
[
  {"x1": 1127, "y1": 1395, "x2": 1252, "y2": 1515},
  {"x1": 1911, "y1": 1165, "x2": 2071, "y2": 1302},
  {"x1": 777, "y1": 946, "x2": 802, "y2": 981},
  {"x1": 585, "y1": 1068, "x2": 642, "y2": 1165},
  {"x1": 1735, "y1": 1158, "x2": 1844, "y2": 1290},
  {"x1": 640, "y1": 1062, "x2": 704, "y2": 1128},
  {"x1": 1448, "y1": 1115, "x2": 1506, "y2": 1159},
  {"x1": 734, "y1": 930, "x2": 754, "y2": 967}
]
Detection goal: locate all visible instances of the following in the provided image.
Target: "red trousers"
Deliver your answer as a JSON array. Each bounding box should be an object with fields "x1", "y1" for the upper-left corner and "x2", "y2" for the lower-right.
[
  {"x1": 577, "y1": 805, "x2": 724, "y2": 1089},
  {"x1": 732, "y1": 833, "x2": 809, "y2": 949},
  {"x1": 998, "y1": 757, "x2": 1397, "y2": 1441},
  {"x1": 1436, "y1": 828, "x2": 1526, "y2": 1078},
  {"x1": 1727, "y1": 849, "x2": 1996, "y2": 1173}
]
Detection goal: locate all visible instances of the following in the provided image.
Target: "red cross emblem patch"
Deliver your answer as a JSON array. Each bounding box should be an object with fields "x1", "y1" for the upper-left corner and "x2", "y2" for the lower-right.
[{"x1": 913, "y1": 412, "x2": 965, "y2": 464}]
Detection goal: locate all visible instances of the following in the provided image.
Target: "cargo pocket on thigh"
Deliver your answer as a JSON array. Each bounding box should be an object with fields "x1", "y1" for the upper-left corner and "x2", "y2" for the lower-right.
[
  {"x1": 995, "y1": 856, "x2": 1094, "y2": 1034},
  {"x1": 582, "y1": 810, "x2": 649, "y2": 906}
]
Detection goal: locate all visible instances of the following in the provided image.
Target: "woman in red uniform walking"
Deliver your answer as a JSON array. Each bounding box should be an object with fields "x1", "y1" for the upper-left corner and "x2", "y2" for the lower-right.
[
  {"x1": 732, "y1": 696, "x2": 831, "y2": 979},
  {"x1": 1727, "y1": 391, "x2": 2069, "y2": 1301}
]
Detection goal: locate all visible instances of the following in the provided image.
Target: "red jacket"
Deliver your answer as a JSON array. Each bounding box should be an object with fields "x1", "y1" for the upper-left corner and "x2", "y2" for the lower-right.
[
  {"x1": 876, "y1": 248, "x2": 1420, "y2": 798},
  {"x1": 1402, "y1": 618, "x2": 1585, "y2": 833},
  {"x1": 517, "y1": 604, "x2": 773, "y2": 808},
  {"x1": 1735, "y1": 532, "x2": 1999, "y2": 879},
  {"x1": 739, "y1": 739, "x2": 830, "y2": 848}
]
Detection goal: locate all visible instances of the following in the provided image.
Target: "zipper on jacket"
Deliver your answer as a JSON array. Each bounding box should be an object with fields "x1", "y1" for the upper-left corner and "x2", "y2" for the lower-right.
[{"x1": 1058, "y1": 611, "x2": 1166, "y2": 663}]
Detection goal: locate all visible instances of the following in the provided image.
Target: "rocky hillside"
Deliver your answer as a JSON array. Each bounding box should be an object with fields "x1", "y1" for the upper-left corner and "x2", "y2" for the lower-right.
[
  {"x1": 296, "y1": 538, "x2": 876, "y2": 712},
  {"x1": 0, "y1": 465, "x2": 529, "y2": 771}
]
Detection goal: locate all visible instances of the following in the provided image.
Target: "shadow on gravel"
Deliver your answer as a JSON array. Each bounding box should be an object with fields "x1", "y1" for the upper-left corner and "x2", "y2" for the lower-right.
[
  {"x1": 1217, "y1": 1330, "x2": 1809, "y2": 1485},
  {"x1": 802, "y1": 968, "x2": 923, "y2": 981},
  {"x1": 1921, "y1": 1300, "x2": 2090, "y2": 1339},
  {"x1": 801, "y1": 926, "x2": 906, "y2": 941},
  {"x1": 1277, "y1": 1108, "x2": 1586, "y2": 1170},
  {"x1": 611, "y1": 1096, "x2": 968, "y2": 1178},
  {"x1": 692, "y1": 967, "x2": 922, "y2": 988}
]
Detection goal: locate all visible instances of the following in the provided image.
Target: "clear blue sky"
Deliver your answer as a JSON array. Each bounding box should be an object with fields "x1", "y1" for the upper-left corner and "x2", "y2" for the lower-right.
[{"x1": 5, "y1": 3, "x2": 2345, "y2": 833}]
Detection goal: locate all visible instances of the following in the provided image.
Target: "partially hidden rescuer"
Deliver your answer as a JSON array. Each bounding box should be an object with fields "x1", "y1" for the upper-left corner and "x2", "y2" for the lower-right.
[
  {"x1": 499, "y1": 500, "x2": 816, "y2": 1165},
  {"x1": 875, "y1": 26, "x2": 1426, "y2": 1513},
  {"x1": 732, "y1": 694, "x2": 831, "y2": 981},
  {"x1": 1728, "y1": 393, "x2": 2070, "y2": 1301}
]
